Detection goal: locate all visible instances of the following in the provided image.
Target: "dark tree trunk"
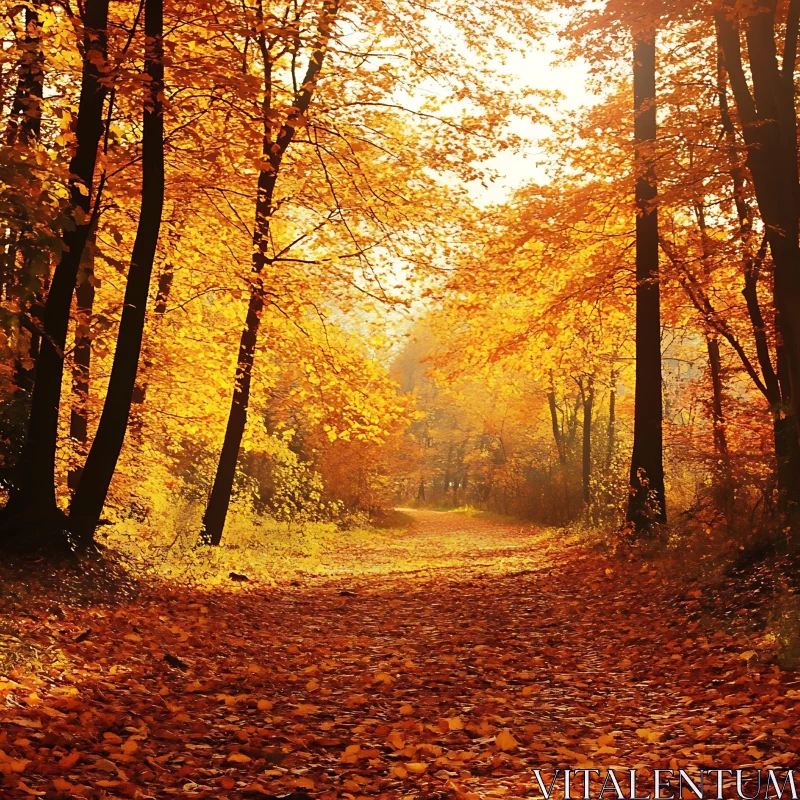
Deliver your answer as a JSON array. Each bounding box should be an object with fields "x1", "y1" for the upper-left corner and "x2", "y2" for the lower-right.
[
  {"x1": 706, "y1": 336, "x2": 734, "y2": 516},
  {"x1": 2, "y1": 1, "x2": 45, "y2": 298},
  {"x1": 717, "y1": 3, "x2": 800, "y2": 512},
  {"x1": 6, "y1": 3, "x2": 44, "y2": 146},
  {"x1": 68, "y1": 0, "x2": 165, "y2": 543},
  {"x1": 199, "y1": 0, "x2": 340, "y2": 546},
  {"x1": 715, "y1": 20, "x2": 800, "y2": 509},
  {"x1": 627, "y1": 33, "x2": 666, "y2": 532},
  {"x1": 548, "y1": 372, "x2": 566, "y2": 466},
  {"x1": 442, "y1": 441, "x2": 453, "y2": 499},
  {"x1": 607, "y1": 368, "x2": 617, "y2": 468},
  {"x1": 199, "y1": 284, "x2": 265, "y2": 545},
  {"x1": 68, "y1": 243, "x2": 96, "y2": 492},
  {"x1": 581, "y1": 378, "x2": 594, "y2": 506},
  {"x1": 0, "y1": 2, "x2": 46, "y2": 483},
  {"x1": 417, "y1": 478, "x2": 425, "y2": 501},
  {"x1": 1, "y1": 0, "x2": 110, "y2": 545}
]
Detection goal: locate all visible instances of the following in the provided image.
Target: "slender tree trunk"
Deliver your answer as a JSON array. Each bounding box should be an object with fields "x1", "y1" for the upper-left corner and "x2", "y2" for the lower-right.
[
  {"x1": 0, "y1": 2, "x2": 46, "y2": 483},
  {"x1": 627, "y1": 33, "x2": 666, "y2": 532},
  {"x1": 607, "y1": 368, "x2": 617, "y2": 468},
  {"x1": 2, "y1": 1, "x2": 45, "y2": 299},
  {"x1": 706, "y1": 336, "x2": 734, "y2": 516},
  {"x1": 442, "y1": 441, "x2": 453, "y2": 500},
  {"x1": 5, "y1": 3, "x2": 45, "y2": 147},
  {"x1": 548, "y1": 372, "x2": 566, "y2": 466},
  {"x1": 581, "y1": 378, "x2": 594, "y2": 506},
  {"x1": 68, "y1": 242, "x2": 96, "y2": 492},
  {"x1": 68, "y1": 0, "x2": 165, "y2": 543},
  {"x1": 1, "y1": 0, "x2": 110, "y2": 543},
  {"x1": 199, "y1": 283, "x2": 265, "y2": 545},
  {"x1": 199, "y1": 0, "x2": 340, "y2": 546}
]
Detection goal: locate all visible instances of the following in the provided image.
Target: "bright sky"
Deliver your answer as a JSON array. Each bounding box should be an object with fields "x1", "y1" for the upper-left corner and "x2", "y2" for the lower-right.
[{"x1": 474, "y1": 43, "x2": 596, "y2": 205}]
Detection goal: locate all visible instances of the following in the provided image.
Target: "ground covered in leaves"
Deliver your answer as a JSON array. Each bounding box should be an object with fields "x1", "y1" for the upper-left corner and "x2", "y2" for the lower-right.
[{"x1": 1, "y1": 510, "x2": 799, "y2": 800}]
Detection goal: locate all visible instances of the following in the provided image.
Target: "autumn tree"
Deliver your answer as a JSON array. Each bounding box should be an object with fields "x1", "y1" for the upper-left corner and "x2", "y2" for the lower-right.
[{"x1": 1, "y1": 0, "x2": 110, "y2": 547}]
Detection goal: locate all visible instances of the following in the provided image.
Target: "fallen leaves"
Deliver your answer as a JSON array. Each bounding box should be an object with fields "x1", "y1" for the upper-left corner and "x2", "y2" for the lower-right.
[{"x1": 0, "y1": 511, "x2": 798, "y2": 800}]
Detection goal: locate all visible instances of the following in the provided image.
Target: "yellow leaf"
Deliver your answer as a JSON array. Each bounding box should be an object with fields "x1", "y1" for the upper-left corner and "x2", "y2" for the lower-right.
[
  {"x1": 448, "y1": 717, "x2": 464, "y2": 730},
  {"x1": 406, "y1": 762, "x2": 428, "y2": 773},
  {"x1": 399, "y1": 703, "x2": 413, "y2": 715},
  {"x1": 386, "y1": 731, "x2": 405, "y2": 750},
  {"x1": 740, "y1": 650, "x2": 757, "y2": 661},
  {"x1": 496, "y1": 729, "x2": 518, "y2": 751},
  {"x1": 636, "y1": 728, "x2": 662, "y2": 743},
  {"x1": 122, "y1": 740, "x2": 139, "y2": 755},
  {"x1": 59, "y1": 752, "x2": 81, "y2": 769},
  {"x1": 228, "y1": 752, "x2": 252, "y2": 763}
]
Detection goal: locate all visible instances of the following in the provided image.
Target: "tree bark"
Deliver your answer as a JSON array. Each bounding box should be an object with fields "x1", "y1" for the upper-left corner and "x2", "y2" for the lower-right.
[
  {"x1": 1, "y1": 0, "x2": 110, "y2": 544},
  {"x1": 68, "y1": 241, "x2": 96, "y2": 492},
  {"x1": 581, "y1": 378, "x2": 594, "y2": 506},
  {"x1": 627, "y1": 33, "x2": 667, "y2": 532},
  {"x1": 548, "y1": 372, "x2": 566, "y2": 466},
  {"x1": 715, "y1": 23, "x2": 800, "y2": 508},
  {"x1": 68, "y1": 0, "x2": 165, "y2": 543},
  {"x1": 706, "y1": 336, "x2": 734, "y2": 516},
  {"x1": 199, "y1": 0, "x2": 340, "y2": 546},
  {"x1": 716, "y1": 4, "x2": 800, "y2": 511},
  {"x1": 199, "y1": 283, "x2": 265, "y2": 545},
  {"x1": 5, "y1": 2, "x2": 45, "y2": 147},
  {"x1": 2, "y1": 1, "x2": 45, "y2": 301},
  {"x1": 607, "y1": 368, "x2": 617, "y2": 468}
]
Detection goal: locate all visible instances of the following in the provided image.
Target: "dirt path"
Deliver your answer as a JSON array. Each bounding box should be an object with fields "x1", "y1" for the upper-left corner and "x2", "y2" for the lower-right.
[{"x1": 1, "y1": 510, "x2": 798, "y2": 800}]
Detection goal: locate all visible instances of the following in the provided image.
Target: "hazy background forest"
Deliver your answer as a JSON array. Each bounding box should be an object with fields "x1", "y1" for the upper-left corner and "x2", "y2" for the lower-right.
[{"x1": 1, "y1": 0, "x2": 800, "y2": 567}]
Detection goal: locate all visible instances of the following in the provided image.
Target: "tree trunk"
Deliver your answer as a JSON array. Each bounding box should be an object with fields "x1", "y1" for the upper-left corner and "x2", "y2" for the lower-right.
[
  {"x1": 716, "y1": 4, "x2": 800, "y2": 511},
  {"x1": 627, "y1": 33, "x2": 667, "y2": 532},
  {"x1": 68, "y1": 242, "x2": 96, "y2": 492},
  {"x1": 68, "y1": 0, "x2": 164, "y2": 543},
  {"x1": 607, "y1": 368, "x2": 617, "y2": 468},
  {"x1": 716, "y1": 42, "x2": 800, "y2": 508},
  {"x1": 706, "y1": 336, "x2": 734, "y2": 516},
  {"x1": 5, "y1": 2, "x2": 45, "y2": 148},
  {"x1": 1, "y1": 0, "x2": 110, "y2": 544},
  {"x1": 548, "y1": 372, "x2": 566, "y2": 465},
  {"x1": 199, "y1": 0, "x2": 340, "y2": 546},
  {"x1": 2, "y1": 1, "x2": 45, "y2": 300},
  {"x1": 199, "y1": 283, "x2": 265, "y2": 545},
  {"x1": 581, "y1": 378, "x2": 594, "y2": 506},
  {"x1": 0, "y1": 2, "x2": 46, "y2": 483}
]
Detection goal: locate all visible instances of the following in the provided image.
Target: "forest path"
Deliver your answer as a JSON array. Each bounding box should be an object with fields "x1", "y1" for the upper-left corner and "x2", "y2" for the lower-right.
[{"x1": 1, "y1": 511, "x2": 797, "y2": 799}]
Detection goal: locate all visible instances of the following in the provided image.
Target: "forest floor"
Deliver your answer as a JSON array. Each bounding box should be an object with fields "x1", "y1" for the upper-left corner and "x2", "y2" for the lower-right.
[{"x1": 0, "y1": 509, "x2": 799, "y2": 800}]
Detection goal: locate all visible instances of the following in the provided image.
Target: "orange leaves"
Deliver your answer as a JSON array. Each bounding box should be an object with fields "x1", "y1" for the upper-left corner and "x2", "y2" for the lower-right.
[
  {"x1": 495, "y1": 729, "x2": 519, "y2": 751},
  {"x1": 2, "y1": 511, "x2": 800, "y2": 800},
  {"x1": 386, "y1": 731, "x2": 405, "y2": 750},
  {"x1": 58, "y1": 752, "x2": 81, "y2": 770}
]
